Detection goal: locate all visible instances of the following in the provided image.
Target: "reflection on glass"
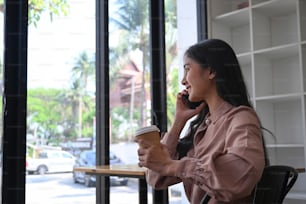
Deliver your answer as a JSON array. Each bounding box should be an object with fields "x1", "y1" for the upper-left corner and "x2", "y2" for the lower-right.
[
  {"x1": 164, "y1": 1, "x2": 181, "y2": 203},
  {"x1": 109, "y1": 0, "x2": 151, "y2": 203},
  {"x1": 109, "y1": 0, "x2": 180, "y2": 203},
  {"x1": 165, "y1": 0, "x2": 179, "y2": 129},
  {"x1": 26, "y1": 0, "x2": 96, "y2": 203}
]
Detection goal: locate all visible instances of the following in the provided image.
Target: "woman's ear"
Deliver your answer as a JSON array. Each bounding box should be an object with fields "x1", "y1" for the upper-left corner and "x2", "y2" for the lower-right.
[{"x1": 208, "y1": 69, "x2": 216, "y2": 79}]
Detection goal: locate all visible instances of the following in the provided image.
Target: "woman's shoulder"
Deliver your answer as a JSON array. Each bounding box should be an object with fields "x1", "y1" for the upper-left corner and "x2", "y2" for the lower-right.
[
  {"x1": 230, "y1": 105, "x2": 257, "y2": 114},
  {"x1": 226, "y1": 105, "x2": 260, "y2": 125}
]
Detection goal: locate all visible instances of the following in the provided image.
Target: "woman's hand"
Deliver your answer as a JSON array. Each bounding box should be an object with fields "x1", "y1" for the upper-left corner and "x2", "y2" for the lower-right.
[
  {"x1": 135, "y1": 138, "x2": 177, "y2": 176},
  {"x1": 175, "y1": 90, "x2": 206, "y2": 122}
]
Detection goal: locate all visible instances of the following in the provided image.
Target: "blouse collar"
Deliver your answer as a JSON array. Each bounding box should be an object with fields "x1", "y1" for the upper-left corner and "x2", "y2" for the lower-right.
[
  {"x1": 196, "y1": 101, "x2": 233, "y2": 132},
  {"x1": 207, "y1": 100, "x2": 233, "y2": 125}
]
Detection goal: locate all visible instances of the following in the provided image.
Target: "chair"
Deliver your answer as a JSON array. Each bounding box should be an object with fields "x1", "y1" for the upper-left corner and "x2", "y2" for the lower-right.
[
  {"x1": 200, "y1": 165, "x2": 298, "y2": 204},
  {"x1": 253, "y1": 165, "x2": 298, "y2": 204}
]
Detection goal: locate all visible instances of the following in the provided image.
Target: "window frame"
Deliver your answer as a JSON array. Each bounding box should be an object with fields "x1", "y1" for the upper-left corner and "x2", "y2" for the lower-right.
[
  {"x1": 2, "y1": 1, "x2": 28, "y2": 204},
  {"x1": 2, "y1": 0, "x2": 208, "y2": 204}
]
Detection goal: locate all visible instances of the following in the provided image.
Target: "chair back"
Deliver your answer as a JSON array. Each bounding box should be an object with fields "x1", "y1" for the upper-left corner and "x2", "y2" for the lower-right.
[
  {"x1": 253, "y1": 165, "x2": 298, "y2": 204},
  {"x1": 200, "y1": 165, "x2": 298, "y2": 204}
]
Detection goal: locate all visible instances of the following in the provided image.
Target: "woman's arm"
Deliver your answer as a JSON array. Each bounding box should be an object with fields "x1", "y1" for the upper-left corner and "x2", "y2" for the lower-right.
[
  {"x1": 170, "y1": 110, "x2": 265, "y2": 202},
  {"x1": 136, "y1": 91, "x2": 206, "y2": 189}
]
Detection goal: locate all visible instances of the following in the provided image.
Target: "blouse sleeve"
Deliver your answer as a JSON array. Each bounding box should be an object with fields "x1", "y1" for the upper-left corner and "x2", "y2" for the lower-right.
[{"x1": 172, "y1": 109, "x2": 265, "y2": 202}]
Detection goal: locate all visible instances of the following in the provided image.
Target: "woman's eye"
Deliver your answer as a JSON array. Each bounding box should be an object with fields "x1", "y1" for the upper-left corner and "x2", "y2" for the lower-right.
[{"x1": 183, "y1": 64, "x2": 191, "y2": 75}]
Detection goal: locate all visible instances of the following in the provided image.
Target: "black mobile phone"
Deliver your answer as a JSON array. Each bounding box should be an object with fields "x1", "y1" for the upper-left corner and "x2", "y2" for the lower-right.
[{"x1": 182, "y1": 94, "x2": 203, "y2": 109}]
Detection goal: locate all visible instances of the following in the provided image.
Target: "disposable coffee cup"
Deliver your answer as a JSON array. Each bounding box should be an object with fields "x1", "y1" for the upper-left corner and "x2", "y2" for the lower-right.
[{"x1": 134, "y1": 125, "x2": 160, "y2": 146}]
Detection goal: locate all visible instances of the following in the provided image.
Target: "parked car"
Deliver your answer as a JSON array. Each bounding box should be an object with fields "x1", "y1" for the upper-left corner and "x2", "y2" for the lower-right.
[
  {"x1": 26, "y1": 150, "x2": 76, "y2": 175},
  {"x1": 72, "y1": 150, "x2": 129, "y2": 187}
]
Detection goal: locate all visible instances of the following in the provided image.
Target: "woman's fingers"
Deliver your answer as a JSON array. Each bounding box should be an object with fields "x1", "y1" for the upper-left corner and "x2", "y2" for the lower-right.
[
  {"x1": 134, "y1": 137, "x2": 153, "y2": 148},
  {"x1": 137, "y1": 143, "x2": 159, "y2": 167},
  {"x1": 137, "y1": 147, "x2": 146, "y2": 156},
  {"x1": 137, "y1": 149, "x2": 148, "y2": 167},
  {"x1": 136, "y1": 138, "x2": 160, "y2": 168}
]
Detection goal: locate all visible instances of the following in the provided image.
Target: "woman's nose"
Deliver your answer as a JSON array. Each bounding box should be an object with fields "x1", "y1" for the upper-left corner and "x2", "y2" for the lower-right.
[{"x1": 181, "y1": 76, "x2": 187, "y2": 85}]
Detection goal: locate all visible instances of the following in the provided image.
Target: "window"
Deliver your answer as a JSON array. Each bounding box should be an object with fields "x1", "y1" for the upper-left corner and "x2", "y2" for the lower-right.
[
  {"x1": 2, "y1": 0, "x2": 202, "y2": 203},
  {"x1": 108, "y1": 0, "x2": 152, "y2": 202},
  {"x1": 26, "y1": 0, "x2": 96, "y2": 203},
  {"x1": 62, "y1": 152, "x2": 73, "y2": 159},
  {"x1": 168, "y1": 0, "x2": 199, "y2": 203}
]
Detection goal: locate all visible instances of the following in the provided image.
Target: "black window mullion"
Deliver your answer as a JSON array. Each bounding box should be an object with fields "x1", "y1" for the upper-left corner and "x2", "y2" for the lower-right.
[
  {"x1": 197, "y1": 0, "x2": 208, "y2": 41},
  {"x1": 149, "y1": 0, "x2": 168, "y2": 203},
  {"x1": 2, "y1": 1, "x2": 28, "y2": 204},
  {"x1": 95, "y1": 0, "x2": 110, "y2": 204}
]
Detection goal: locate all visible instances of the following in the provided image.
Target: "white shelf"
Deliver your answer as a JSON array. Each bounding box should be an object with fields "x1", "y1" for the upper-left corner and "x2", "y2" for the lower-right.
[
  {"x1": 209, "y1": 1, "x2": 306, "y2": 202},
  {"x1": 254, "y1": 43, "x2": 299, "y2": 59},
  {"x1": 210, "y1": 0, "x2": 250, "y2": 18},
  {"x1": 286, "y1": 192, "x2": 306, "y2": 200},
  {"x1": 300, "y1": 1, "x2": 306, "y2": 42},
  {"x1": 302, "y1": 45, "x2": 306, "y2": 92},
  {"x1": 266, "y1": 144, "x2": 305, "y2": 148},
  {"x1": 252, "y1": 0, "x2": 299, "y2": 50},
  {"x1": 252, "y1": 0, "x2": 297, "y2": 17},
  {"x1": 211, "y1": 0, "x2": 251, "y2": 54},
  {"x1": 214, "y1": 8, "x2": 249, "y2": 27},
  {"x1": 254, "y1": 48, "x2": 301, "y2": 96},
  {"x1": 251, "y1": 0, "x2": 270, "y2": 6},
  {"x1": 238, "y1": 54, "x2": 253, "y2": 98},
  {"x1": 255, "y1": 93, "x2": 302, "y2": 102}
]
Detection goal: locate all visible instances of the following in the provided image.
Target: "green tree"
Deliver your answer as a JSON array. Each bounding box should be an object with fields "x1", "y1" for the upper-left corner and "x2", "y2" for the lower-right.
[
  {"x1": 0, "y1": 0, "x2": 70, "y2": 27},
  {"x1": 27, "y1": 88, "x2": 64, "y2": 145},
  {"x1": 27, "y1": 87, "x2": 95, "y2": 145},
  {"x1": 70, "y1": 51, "x2": 95, "y2": 137},
  {"x1": 57, "y1": 82, "x2": 82, "y2": 139},
  {"x1": 28, "y1": 0, "x2": 69, "y2": 26},
  {"x1": 71, "y1": 51, "x2": 95, "y2": 90},
  {"x1": 57, "y1": 84, "x2": 95, "y2": 140}
]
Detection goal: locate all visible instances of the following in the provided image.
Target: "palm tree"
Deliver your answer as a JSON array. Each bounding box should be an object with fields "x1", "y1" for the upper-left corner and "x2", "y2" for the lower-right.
[
  {"x1": 71, "y1": 52, "x2": 95, "y2": 89},
  {"x1": 70, "y1": 51, "x2": 95, "y2": 137}
]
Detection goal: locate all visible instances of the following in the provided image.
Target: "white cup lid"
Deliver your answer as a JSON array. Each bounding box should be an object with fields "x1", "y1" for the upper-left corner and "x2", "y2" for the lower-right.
[{"x1": 135, "y1": 125, "x2": 160, "y2": 136}]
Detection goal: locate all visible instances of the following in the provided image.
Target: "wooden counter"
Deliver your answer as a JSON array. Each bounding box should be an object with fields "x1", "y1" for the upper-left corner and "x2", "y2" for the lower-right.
[{"x1": 74, "y1": 164, "x2": 148, "y2": 204}]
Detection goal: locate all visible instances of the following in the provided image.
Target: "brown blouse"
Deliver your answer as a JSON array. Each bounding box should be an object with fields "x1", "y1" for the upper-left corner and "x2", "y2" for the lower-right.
[{"x1": 146, "y1": 101, "x2": 265, "y2": 204}]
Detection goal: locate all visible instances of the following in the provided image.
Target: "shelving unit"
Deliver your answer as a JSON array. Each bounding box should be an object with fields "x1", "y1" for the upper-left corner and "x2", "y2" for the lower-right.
[{"x1": 207, "y1": 0, "x2": 306, "y2": 203}]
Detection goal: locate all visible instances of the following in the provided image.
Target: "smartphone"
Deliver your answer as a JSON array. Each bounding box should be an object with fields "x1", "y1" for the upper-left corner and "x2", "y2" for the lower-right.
[{"x1": 182, "y1": 94, "x2": 203, "y2": 109}]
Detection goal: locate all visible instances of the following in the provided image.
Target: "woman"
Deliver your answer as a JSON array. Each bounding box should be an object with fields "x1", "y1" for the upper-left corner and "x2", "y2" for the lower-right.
[{"x1": 135, "y1": 39, "x2": 266, "y2": 204}]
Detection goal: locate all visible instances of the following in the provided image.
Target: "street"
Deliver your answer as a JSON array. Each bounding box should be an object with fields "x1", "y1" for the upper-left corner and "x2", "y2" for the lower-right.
[
  {"x1": 25, "y1": 142, "x2": 185, "y2": 204},
  {"x1": 26, "y1": 172, "x2": 149, "y2": 204},
  {"x1": 26, "y1": 172, "x2": 184, "y2": 204}
]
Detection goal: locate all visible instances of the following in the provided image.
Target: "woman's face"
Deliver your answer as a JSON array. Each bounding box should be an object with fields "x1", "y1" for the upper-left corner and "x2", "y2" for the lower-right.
[{"x1": 181, "y1": 56, "x2": 215, "y2": 102}]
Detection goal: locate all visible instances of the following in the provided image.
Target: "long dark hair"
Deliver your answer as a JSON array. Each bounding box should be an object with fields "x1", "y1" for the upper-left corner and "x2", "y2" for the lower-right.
[{"x1": 177, "y1": 39, "x2": 269, "y2": 165}]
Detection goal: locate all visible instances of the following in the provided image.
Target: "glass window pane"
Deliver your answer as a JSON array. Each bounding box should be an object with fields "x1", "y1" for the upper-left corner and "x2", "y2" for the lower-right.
[
  {"x1": 26, "y1": 0, "x2": 96, "y2": 203},
  {"x1": 109, "y1": 0, "x2": 151, "y2": 203},
  {"x1": 167, "y1": 0, "x2": 198, "y2": 203},
  {"x1": 164, "y1": 0, "x2": 183, "y2": 203}
]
